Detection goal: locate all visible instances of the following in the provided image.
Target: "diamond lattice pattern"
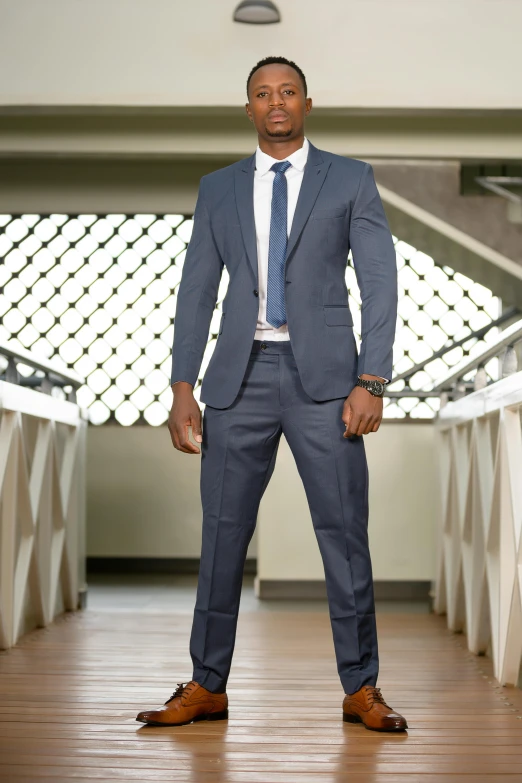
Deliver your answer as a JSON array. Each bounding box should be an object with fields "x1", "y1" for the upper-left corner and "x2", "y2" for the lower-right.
[{"x1": 0, "y1": 214, "x2": 501, "y2": 425}]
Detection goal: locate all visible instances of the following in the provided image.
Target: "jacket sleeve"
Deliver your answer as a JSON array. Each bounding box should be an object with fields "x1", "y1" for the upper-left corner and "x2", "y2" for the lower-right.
[
  {"x1": 349, "y1": 162, "x2": 398, "y2": 381},
  {"x1": 170, "y1": 177, "x2": 224, "y2": 387}
]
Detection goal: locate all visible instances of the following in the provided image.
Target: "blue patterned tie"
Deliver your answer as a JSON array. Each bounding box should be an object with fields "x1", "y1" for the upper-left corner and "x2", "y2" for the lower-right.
[{"x1": 266, "y1": 160, "x2": 292, "y2": 328}]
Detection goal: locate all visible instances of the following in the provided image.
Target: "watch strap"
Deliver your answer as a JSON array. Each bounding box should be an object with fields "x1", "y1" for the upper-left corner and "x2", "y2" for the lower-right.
[{"x1": 356, "y1": 377, "x2": 385, "y2": 397}]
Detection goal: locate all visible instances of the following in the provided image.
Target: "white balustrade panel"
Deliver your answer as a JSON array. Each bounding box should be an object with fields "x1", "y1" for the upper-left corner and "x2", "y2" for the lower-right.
[
  {"x1": 0, "y1": 381, "x2": 87, "y2": 649},
  {"x1": 435, "y1": 371, "x2": 522, "y2": 685}
]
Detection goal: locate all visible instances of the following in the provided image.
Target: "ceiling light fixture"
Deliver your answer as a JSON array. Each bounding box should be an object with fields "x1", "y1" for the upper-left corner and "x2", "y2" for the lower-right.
[{"x1": 233, "y1": 0, "x2": 281, "y2": 24}]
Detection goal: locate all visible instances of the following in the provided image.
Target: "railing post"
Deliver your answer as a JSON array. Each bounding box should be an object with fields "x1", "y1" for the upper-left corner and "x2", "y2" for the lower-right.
[
  {"x1": 0, "y1": 342, "x2": 87, "y2": 650},
  {"x1": 474, "y1": 366, "x2": 488, "y2": 391},
  {"x1": 5, "y1": 357, "x2": 18, "y2": 385},
  {"x1": 502, "y1": 345, "x2": 518, "y2": 377},
  {"x1": 435, "y1": 369, "x2": 522, "y2": 686},
  {"x1": 454, "y1": 382, "x2": 466, "y2": 400}
]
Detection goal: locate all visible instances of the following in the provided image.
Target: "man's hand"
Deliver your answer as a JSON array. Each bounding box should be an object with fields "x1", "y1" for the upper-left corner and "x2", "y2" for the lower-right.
[
  {"x1": 342, "y1": 374, "x2": 385, "y2": 438},
  {"x1": 168, "y1": 382, "x2": 203, "y2": 454}
]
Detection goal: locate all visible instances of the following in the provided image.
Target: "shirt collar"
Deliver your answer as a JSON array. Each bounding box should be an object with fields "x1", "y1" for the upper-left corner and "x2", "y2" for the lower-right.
[{"x1": 255, "y1": 136, "x2": 309, "y2": 176}]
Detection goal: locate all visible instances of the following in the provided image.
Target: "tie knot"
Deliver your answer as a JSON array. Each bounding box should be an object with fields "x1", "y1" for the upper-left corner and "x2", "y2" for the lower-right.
[{"x1": 270, "y1": 160, "x2": 292, "y2": 175}]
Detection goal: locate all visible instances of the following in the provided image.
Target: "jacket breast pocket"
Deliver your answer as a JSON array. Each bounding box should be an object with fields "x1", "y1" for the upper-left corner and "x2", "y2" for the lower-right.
[
  {"x1": 323, "y1": 305, "x2": 353, "y2": 326},
  {"x1": 312, "y1": 206, "x2": 347, "y2": 220}
]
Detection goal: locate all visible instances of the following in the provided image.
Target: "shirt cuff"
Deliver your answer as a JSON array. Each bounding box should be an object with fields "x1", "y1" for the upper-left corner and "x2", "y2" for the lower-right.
[{"x1": 358, "y1": 374, "x2": 389, "y2": 384}]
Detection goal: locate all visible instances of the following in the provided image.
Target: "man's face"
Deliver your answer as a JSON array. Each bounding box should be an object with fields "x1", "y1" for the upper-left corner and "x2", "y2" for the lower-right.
[{"x1": 246, "y1": 63, "x2": 312, "y2": 141}]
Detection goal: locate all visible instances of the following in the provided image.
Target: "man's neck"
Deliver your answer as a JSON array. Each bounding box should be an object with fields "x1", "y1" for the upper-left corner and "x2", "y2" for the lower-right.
[{"x1": 258, "y1": 135, "x2": 305, "y2": 160}]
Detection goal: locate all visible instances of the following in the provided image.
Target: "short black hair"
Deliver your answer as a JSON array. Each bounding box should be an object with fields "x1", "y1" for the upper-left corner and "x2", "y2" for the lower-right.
[{"x1": 246, "y1": 56, "x2": 307, "y2": 99}]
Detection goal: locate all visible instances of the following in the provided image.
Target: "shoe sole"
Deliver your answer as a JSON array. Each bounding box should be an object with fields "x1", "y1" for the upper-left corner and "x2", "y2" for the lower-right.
[
  {"x1": 136, "y1": 709, "x2": 229, "y2": 727},
  {"x1": 343, "y1": 713, "x2": 408, "y2": 732}
]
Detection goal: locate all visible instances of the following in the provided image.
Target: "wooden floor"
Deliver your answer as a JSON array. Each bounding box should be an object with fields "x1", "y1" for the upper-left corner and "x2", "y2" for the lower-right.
[{"x1": 1, "y1": 581, "x2": 522, "y2": 782}]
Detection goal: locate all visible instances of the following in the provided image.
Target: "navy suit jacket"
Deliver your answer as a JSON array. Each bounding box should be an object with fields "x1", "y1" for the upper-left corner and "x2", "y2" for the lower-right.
[{"x1": 170, "y1": 139, "x2": 398, "y2": 409}]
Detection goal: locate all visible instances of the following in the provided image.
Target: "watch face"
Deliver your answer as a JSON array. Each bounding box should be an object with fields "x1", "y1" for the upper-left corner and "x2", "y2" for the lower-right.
[{"x1": 369, "y1": 380, "x2": 384, "y2": 396}]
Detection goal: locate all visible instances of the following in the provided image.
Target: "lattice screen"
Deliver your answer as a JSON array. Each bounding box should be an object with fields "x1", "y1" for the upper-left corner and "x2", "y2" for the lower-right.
[
  {"x1": 0, "y1": 214, "x2": 501, "y2": 425},
  {"x1": 347, "y1": 242, "x2": 501, "y2": 418}
]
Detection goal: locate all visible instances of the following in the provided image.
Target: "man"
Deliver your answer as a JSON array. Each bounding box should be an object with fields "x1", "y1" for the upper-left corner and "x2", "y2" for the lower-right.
[{"x1": 137, "y1": 56, "x2": 407, "y2": 732}]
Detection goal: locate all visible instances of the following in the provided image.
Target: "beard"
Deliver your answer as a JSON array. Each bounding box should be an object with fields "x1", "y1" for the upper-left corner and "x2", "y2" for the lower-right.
[{"x1": 265, "y1": 124, "x2": 293, "y2": 137}]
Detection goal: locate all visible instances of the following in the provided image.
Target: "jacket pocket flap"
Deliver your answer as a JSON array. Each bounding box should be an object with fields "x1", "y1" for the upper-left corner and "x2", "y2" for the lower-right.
[
  {"x1": 313, "y1": 206, "x2": 347, "y2": 220},
  {"x1": 323, "y1": 305, "x2": 353, "y2": 326}
]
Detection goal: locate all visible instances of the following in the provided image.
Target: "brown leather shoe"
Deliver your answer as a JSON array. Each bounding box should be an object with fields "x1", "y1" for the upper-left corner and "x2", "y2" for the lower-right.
[
  {"x1": 136, "y1": 681, "x2": 228, "y2": 726},
  {"x1": 343, "y1": 685, "x2": 407, "y2": 731}
]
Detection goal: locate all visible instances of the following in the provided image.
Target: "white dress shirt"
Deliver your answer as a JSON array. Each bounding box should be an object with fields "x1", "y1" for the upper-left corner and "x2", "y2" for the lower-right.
[{"x1": 253, "y1": 136, "x2": 310, "y2": 341}]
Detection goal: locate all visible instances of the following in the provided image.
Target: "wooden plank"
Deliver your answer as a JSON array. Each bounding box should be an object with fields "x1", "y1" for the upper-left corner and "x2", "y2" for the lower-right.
[{"x1": 0, "y1": 607, "x2": 521, "y2": 782}]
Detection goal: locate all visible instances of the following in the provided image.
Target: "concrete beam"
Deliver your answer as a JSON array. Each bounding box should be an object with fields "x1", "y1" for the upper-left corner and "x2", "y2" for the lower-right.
[
  {"x1": 374, "y1": 163, "x2": 522, "y2": 306},
  {"x1": 0, "y1": 107, "x2": 521, "y2": 161}
]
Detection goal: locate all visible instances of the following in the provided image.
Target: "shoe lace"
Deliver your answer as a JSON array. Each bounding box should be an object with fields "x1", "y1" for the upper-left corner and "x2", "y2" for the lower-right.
[
  {"x1": 164, "y1": 681, "x2": 197, "y2": 705},
  {"x1": 364, "y1": 686, "x2": 390, "y2": 708}
]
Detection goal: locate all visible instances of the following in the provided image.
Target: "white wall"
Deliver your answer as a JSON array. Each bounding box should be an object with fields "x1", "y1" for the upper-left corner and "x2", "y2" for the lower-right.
[
  {"x1": 257, "y1": 423, "x2": 438, "y2": 582},
  {"x1": 87, "y1": 421, "x2": 437, "y2": 581},
  {"x1": 1, "y1": 0, "x2": 521, "y2": 109},
  {"x1": 86, "y1": 424, "x2": 224, "y2": 558}
]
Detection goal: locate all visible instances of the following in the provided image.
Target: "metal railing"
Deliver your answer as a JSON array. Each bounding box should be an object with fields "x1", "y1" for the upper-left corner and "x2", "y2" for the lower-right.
[
  {"x1": 0, "y1": 341, "x2": 87, "y2": 649},
  {"x1": 432, "y1": 315, "x2": 522, "y2": 399},
  {"x1": 0, "y1": 340, "x2": 84, "y2": 402},
  {"x1": 386, "y1": 307, "x2": 521, "y2": 402},
  {"x1": 432, "y1": 322, "x2": 522, "y2": 686}
]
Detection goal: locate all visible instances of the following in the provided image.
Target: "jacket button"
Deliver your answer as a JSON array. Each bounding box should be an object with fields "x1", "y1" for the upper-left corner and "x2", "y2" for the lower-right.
[{"x1": 253, "y1": 289, "x2": 259, "y2": 296}]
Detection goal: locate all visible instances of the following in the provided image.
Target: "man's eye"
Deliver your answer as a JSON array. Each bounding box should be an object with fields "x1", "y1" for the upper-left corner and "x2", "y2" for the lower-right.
[
  {"x1": 283, "y1": 90, "x2": 295, "y2": 95},
  {"x1": 257, "y1": 92, "x2": 267, "y2": 98}
]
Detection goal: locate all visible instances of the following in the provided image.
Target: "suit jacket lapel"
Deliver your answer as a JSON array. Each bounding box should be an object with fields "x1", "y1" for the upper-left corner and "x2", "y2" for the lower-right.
[
  {"x1": 234, "y1": 152, "x2": 258, "y2": 282},
  {"x1": 285, "y1": 141, "x2": 331, "y2": 263},
  {"x1": 233, "y1": 140, "x2": 331, "y2": 281}
]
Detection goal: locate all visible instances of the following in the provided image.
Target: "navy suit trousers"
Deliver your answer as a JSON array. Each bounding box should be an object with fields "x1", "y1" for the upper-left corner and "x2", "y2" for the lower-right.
[{"x1": 190, "y1": 339, "x2": 379, "y2": 695}]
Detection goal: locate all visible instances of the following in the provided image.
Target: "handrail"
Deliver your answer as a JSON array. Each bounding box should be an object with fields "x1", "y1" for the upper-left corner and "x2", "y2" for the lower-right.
[
  {"x1": 430, "y1": 317, "x2": 522, "y2": 392},
  {"x1": 0, "y1": 378, "x2": 87, "y2": 649},
  {"x1": 0, "y1": 340, "x2": 84, "y2": 387},
  {"x1": 433, "y1": 368, "x2": 522, "y2": 685},
  {"x1": 389, "y1": 306, "x2": 519, "y2": 386},
  {"x1": 0, "y1": 340, "x2": 84, "y2": 402}
]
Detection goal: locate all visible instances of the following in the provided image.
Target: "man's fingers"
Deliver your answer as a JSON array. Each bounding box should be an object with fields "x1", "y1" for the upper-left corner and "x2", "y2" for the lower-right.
[
  {"x1": 167, "y1": 420, "x2": 180, "y2": 450},
  {"x1": 343, "y1": 388, "x2": 384, "y2": 437},
  {"x1": 347, "y1": 412, "x2": 362, "y2": 437},
  {"x1": 366, "y1": 413, "x2": 382, "y2": 433},
  {"x1": 191, "y1": 414, "x2": 203, "y2": 444},
  {"x1": 356, "y1": 414, "x2": 371, "y2": 437},
  {"x1": 176, "y1": 422, "x2": 201, "y2": 454},
  {"x1": 363, "y1": 415, "x2": 377, "y2": 435},
  {"x1": 167, "y1": 392, "x2": 202, "y2": 454},
  {"x1": 342, "y1": 403, "x2": 352, "y2": 438}
]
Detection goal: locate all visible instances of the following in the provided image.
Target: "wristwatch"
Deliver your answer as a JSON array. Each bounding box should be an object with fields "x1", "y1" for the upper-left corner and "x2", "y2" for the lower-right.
[{"x1": 356, "y1": 377, "x2": 385, "y2": 397}]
